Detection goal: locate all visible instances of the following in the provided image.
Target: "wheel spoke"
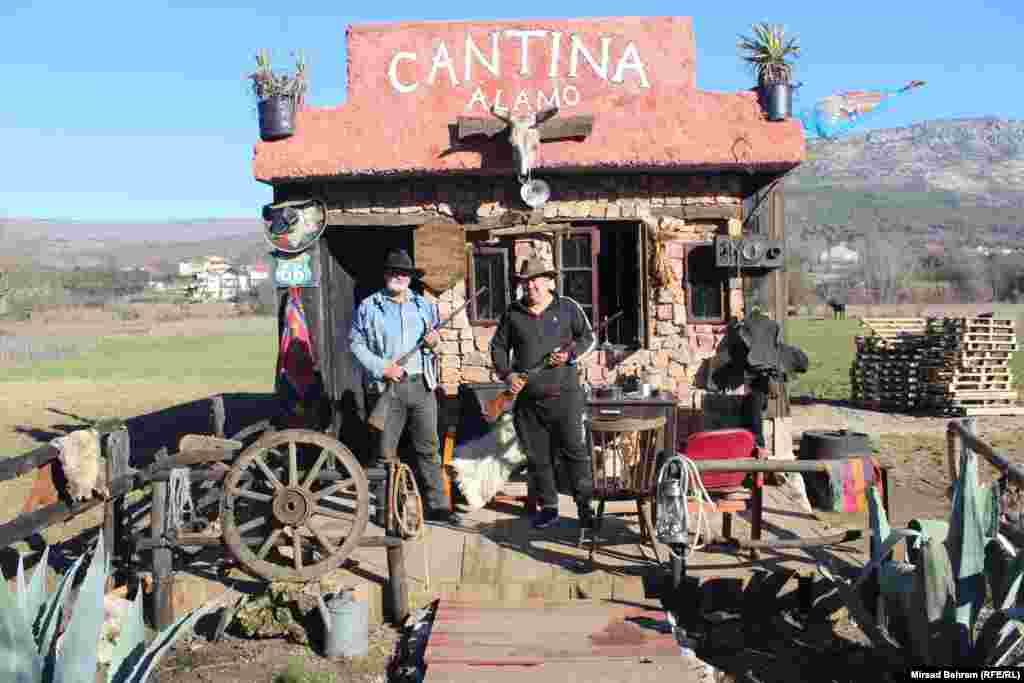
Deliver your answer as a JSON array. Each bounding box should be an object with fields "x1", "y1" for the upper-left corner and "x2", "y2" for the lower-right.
[
  {"x1": 306, "y1": 519, "x2": 336, "y2": 554},
  {"x1": 315, "y1": 478, "x2": 354, "y2": 500},
  {"x1": 236, "y1": 489, "x2": 272, "y2": 504},
  {"x1": 293, "y1": 529, "x2": 303, "y2": 570},
  {"x1": 314, "y1": 505, "x2": 356, "y2": 523},
  {"x1": 288, "y1": 441, "x2": 298, "y2": 487},
  {"x1": 256, "y1": 528, "x2": 283, "y2": 559},
  {"x1": 237, "y1": 516, "x2": 267, "y2": 535},
  {"x1": 302, "y1": 448, "x2": 331, "y2": 490},
  {"x1": 252, "y1": 454, "x2": 284, "y2": 491}
]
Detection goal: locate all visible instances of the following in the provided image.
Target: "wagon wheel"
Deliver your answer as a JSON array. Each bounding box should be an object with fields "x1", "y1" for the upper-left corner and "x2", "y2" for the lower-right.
[
  {"x1": 189, "y1": 421, "x2": 280, "y2": 526},
  {"x1": 221, "y1": 429, "x2": 370, "y2": 582}
]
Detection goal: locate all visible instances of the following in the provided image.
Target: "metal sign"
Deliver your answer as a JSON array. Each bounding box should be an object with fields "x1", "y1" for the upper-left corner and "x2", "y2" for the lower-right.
[{"x1": 274, "y1": 252, "x2": 318, "y2": 288}]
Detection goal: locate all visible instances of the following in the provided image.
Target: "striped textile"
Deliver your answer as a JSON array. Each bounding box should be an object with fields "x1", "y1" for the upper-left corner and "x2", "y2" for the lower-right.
[
  {"x1": 275, "y1": 287, "x2": 322, "y2": 427},
  {"x1": 824, "y1": 456, "x2": 880, "y2": 513}
]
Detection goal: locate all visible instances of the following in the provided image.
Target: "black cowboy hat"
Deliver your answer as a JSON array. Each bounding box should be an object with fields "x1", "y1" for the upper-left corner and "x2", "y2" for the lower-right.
[{"x1": 383, "y1": 249, "x2": 425, "y2": 278}]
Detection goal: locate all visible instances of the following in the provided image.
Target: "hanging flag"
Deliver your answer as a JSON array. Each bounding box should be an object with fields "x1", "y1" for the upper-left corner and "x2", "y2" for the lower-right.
[
  {"x1": 275, "y1": 287, "x2": 323, "y2": 427},
  {"x1": 799, "y1": 80, "x2": 926, "y2": 139}
]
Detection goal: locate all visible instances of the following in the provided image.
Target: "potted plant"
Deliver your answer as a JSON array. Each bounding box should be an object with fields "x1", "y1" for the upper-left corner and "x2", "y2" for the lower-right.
[
  {"x1": 737, "y1": 22, "x2": 801, "y2": 121},
  {"x1": 249, "y1": 49, "x2": 308, "y2": 141}
]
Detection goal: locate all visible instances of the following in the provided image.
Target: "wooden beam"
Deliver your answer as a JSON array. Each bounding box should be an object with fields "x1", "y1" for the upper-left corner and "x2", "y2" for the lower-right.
[
  {"x1": 454, "y1": 114, "x2": 594, "y2": 142},
  {"x1": 0, "y1": 444, "x2": 58, "y2": 484},
  {"x1": 326, "y1": 211, "x2": 453, "y2": 228}
]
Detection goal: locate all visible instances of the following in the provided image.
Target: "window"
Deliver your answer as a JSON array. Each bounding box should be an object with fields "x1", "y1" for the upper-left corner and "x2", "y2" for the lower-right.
[
  {"x1": 559, "y1": 229, "x2": 598, "y2": 326},
  {"x1": 468, "y1": 246, "x2": 509, "y2": 324},
  {"x1": 686, "y1": 243, "x2": 728, "y2": 322}
]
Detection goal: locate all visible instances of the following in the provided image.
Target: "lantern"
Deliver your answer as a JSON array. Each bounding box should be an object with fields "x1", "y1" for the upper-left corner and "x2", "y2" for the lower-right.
[{"x1": 655, "y1": 455, "x2": 689, "y2": 546}]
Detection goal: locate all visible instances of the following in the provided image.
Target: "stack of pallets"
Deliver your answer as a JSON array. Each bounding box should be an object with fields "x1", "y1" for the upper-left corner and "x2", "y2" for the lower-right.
[
  {"x1": 918, "y1": 316, "x2": 1021, "y2": 416},
  {"x1": 851, "y1": 318, "x2": 928, "y2": 412}
]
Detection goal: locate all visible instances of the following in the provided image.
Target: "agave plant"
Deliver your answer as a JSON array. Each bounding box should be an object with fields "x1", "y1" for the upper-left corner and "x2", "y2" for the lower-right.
[
  {"x1": 737, "y1": 22, "x2": 800, "y2": 86},
  {"x1": 249, "y1": 49, "x2": 308, "y2": 106},
  {"x1": 817, "y1": 444, "x2": 1024, "y2": 667},
  {"x1": 0, "y1": 532, "x2": 218, "y2": 683}
]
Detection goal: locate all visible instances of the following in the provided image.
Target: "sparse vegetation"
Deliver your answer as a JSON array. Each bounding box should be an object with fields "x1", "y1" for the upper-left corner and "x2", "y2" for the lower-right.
[{"x1": 272, "y1": 658, "x2": 337, "y2": 683}]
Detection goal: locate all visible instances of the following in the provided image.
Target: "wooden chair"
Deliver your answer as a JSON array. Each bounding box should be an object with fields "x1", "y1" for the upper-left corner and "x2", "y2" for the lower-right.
[{"x1": 585, "y1": 415, "x2": 667, "y2": 565}]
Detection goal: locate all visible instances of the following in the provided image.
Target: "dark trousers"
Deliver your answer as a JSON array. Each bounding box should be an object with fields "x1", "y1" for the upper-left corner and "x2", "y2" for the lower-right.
[
  {"x1": 513, "y1": 389, "x2": 593, "y2": 509},
  {"x1": 745, "y1": 375, "x2": 771, "y2": 449},
  {"x1": 368, "y1": 376, "x2": 448, "y2": 512}
]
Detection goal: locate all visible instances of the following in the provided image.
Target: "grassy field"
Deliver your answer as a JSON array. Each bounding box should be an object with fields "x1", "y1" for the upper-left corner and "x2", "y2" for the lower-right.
[{"x1": 786, "y1": 316, "x2": 1024, "y2": 402}]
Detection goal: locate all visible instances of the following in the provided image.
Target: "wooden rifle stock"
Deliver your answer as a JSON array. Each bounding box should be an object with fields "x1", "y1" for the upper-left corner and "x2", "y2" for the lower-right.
[
  {"x1": 481, "y1": 310, "x2": 623, "y2": 422},
  {"x1": 367, "y1": 287, "x2": 487, "y2": 432}
]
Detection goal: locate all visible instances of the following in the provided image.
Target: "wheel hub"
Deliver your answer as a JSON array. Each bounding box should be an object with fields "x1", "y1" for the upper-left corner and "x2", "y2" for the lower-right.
[{"x1": 272, "y1": 487, "x2": 314, "y2": 526}]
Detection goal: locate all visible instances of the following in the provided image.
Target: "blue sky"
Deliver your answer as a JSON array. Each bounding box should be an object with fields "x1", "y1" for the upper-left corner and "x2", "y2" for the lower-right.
[{"x1": 1, "y1": 1, "x2": 1021, "y2": 223}]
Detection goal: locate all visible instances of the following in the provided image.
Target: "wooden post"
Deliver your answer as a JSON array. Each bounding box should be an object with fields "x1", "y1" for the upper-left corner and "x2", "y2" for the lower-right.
[
  {"x1": 386, "y1": 542, "x2": 409, "y2": 626},
  {"x1": 947, "y1": 422, "x2": 959, "y2": 496},
  {"x1": 103, "y1": 430, "x2": 130, "y2": 588},
  {"x1": 150, "y1": 448, "x2": 174, "y2": 630},
  {"x1": 211, "y1": 395, "x2": 226, "y2": 438}
]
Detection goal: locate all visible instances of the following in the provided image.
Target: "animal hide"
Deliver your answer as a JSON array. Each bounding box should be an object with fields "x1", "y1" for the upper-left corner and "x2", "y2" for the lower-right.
[
  {"x1": 449, "y1": 413, "x2": 527, "y2": 510},
  {"x1": 50, "y1": 428, "x2": 106, "y2": 501}
]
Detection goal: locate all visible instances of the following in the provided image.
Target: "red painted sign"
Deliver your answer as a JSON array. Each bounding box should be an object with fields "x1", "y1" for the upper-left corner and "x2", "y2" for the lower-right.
[{"x1": 346, "y1": 17, "x2": 696, "y2": 115}]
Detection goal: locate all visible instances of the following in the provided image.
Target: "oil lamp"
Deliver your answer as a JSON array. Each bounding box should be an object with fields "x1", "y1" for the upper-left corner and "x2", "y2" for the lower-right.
[{"x1": 655, "y1": 455, "x2": 688, "y2": 546}]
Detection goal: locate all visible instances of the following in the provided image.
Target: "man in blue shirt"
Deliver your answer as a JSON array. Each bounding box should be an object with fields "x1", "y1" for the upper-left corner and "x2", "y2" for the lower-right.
[{"x1": 349, "y1": 249, "x2": 458, "y2": 526}]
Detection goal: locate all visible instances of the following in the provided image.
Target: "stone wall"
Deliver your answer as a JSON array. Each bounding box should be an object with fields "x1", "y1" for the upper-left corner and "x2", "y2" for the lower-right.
[{"x1": 321, "y1": 173, "x2": 744, "y2": 223}]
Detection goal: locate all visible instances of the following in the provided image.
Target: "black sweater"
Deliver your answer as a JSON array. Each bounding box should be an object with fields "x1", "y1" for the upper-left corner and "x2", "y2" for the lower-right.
[{"x1": 490, "y1": 295, "x2": 596, "y2": 397}]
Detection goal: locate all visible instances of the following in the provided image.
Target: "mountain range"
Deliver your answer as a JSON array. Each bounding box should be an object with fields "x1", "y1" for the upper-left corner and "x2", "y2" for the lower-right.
[{"x1": 2, "y1": 116, "x2": 1023, "y2": 272}]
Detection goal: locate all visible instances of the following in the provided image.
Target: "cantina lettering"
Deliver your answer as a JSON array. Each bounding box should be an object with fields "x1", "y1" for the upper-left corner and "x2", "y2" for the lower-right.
[{"x1": 387, "y1": 31, "x2": 651, "y2": 113}]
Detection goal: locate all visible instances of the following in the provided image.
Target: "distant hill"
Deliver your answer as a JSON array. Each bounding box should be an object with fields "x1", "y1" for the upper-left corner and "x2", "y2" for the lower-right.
[
  {"x1": 786, "y1": 117, "x2": 1024, "y2": 256},
  {"x1": 0, "y1": 217, "x2": 267, "y2": 271}
]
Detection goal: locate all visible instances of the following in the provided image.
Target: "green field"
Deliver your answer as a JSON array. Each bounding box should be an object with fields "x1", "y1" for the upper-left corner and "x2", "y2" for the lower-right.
[
  {"x1": 0, "y1": 330, "x2": 278, "y2": 385},
  {"x1": 786, "y1": 317, "x2": 1024, "y2": 402}
]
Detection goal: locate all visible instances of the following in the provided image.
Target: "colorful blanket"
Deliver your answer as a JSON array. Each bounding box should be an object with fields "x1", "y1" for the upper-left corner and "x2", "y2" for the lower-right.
[
  {"x1": 822, "y1": 456, "x2": 879, "y2": 513},
  {"x1": 275, "y1": 287, "x2": 323, "y2": 428}
]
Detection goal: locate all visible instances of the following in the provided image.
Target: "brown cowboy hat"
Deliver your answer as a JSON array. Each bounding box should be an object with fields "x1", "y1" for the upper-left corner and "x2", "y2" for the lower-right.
[
  {"x1": 515, "y1": 256, "x2": 557, "y2": 281},
  {"x1": 382, "y1": 249, "x2": 425, "y2": 278}
]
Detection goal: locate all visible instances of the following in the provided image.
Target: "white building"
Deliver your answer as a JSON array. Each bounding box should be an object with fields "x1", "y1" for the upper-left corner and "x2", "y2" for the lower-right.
[{"x1": 819, "y1": 243, "x2": 860, "y2": 265}]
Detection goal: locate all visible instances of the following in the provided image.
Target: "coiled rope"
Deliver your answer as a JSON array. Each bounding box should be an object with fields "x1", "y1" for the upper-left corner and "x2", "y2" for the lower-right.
[
  {"x1": 387, "y1": 462, "x2": 431, "y2": 591},
  {"x1": 167, "y1": 467, "x2": 195, "y2": 532}
]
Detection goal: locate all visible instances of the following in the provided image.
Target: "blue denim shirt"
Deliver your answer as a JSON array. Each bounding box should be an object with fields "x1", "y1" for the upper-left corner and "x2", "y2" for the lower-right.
[{"x1": 349, "y1": 290, "x2": 439, "y2": 393}]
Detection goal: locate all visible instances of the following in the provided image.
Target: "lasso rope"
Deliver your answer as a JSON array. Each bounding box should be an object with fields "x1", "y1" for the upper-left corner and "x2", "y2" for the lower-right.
[
  {"x1": 388, "y1": 462, "x2": 431, "y2": 591},
  {"x1": 167, "y1": 467, "x2": 195, "y2": 532},
  {"x1": 658, "y1": 454, "x2": 716, "y2": 562}
]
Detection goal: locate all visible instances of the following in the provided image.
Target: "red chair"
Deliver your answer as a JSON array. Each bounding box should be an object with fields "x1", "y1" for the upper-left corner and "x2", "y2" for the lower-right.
[{"x1": 678, "y1": 428, "x2": 763, "y2": 553}]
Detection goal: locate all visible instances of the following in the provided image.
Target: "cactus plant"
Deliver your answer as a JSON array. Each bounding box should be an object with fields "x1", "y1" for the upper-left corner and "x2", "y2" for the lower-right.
[{"x1": 0, "y1": 532, "x2": 219, "y2": 682}]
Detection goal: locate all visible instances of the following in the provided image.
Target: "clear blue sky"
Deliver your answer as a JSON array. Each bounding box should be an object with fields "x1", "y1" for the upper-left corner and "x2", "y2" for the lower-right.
[{"x1": 2, "y1": 1, "x2": 1021, "y2": 222}]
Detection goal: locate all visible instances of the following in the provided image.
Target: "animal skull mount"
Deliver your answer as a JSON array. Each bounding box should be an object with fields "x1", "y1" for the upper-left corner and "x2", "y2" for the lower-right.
[{"x1": 489, "y1": 105, "x2": 560, "y2": 182}]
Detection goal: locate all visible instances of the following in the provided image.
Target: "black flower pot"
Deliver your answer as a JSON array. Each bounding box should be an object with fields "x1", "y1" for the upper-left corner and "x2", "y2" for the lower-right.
[
  {"x1": 258, "y1": 95, "x2": 295, "y2": 141},
  {"x1": 760, "y1": 82, "x2": 796, "y2": 121}
]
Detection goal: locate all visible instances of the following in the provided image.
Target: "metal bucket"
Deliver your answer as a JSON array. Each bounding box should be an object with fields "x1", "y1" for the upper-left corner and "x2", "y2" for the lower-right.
[
  {"x1": 317, "y1": 589, "x2": 368, "y2": 658},
  {"x1": 762, "y1": 82, "x2": 798, "y2": 122}
]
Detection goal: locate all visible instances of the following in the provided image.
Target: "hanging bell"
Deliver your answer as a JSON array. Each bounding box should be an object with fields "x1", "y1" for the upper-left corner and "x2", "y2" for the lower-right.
[{"x1": 655, "y1": 457, "x2": 689, "y2": 545}]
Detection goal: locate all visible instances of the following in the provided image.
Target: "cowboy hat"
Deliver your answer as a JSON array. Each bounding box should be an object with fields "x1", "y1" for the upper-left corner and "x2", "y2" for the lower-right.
[
  {"x1": 515, "y1": 256, "x2": 557, "y2": 281},
  {"x1": 382, "y1": 249, "x2": 425, "y2": 278},
  {"x1": 261, "y1": 199, "x2": 327, "y2": 254}
]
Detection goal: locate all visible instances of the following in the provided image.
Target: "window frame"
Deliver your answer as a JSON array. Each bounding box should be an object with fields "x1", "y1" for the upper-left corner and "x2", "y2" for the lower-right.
[
  {"x1": 555, "y1": 226, "x2": 601, "y2": 329},
  {"x1": 467, "y1": 244, "x2": 510, "y2": 326},
  {"x1": 684, "y1": 241, "x2": 729, "y2": 324}
]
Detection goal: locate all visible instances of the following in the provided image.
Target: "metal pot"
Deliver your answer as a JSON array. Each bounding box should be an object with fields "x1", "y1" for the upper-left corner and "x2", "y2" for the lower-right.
[
  {"x1": 761, "y1": 82, "x2": 800, "y2": 122},
  {"x1": 258, "y1": 95, "x2": 296, "y2": 141}
]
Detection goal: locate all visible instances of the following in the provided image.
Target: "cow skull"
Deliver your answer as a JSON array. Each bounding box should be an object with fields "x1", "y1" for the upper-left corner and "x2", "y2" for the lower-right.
[{"x1": 490, "y1": 105, "x2": 560, "y2": 181}]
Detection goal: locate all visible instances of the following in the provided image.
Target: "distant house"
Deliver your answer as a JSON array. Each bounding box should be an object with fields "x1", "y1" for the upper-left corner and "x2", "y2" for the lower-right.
[
  {"x1": 818, "y1": 242, "x2": 860, "y2": 265},
  {"x1": 247, "y1": 262, "x2": 269, "y2": 283},
  {"x1": 178, "y1": 259, "x2": 204, "y2": 277}
]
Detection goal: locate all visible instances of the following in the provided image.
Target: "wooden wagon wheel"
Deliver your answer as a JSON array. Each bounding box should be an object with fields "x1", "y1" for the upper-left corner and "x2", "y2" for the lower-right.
[{"x1": 221, "y1": 429, "x2": 370, "y2": 582}]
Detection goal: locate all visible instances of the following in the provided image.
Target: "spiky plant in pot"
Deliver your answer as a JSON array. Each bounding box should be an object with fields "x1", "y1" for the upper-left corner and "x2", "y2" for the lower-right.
[
  {"x1": 737, "y1": 22, "x2": 800, "y2": 87},
  {"x1": 0, "y1": 531, "x2": 220, "y2": 682}
]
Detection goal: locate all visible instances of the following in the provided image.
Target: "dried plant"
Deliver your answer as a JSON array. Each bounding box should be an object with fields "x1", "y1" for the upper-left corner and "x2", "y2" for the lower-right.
[{"x1": 249, "y1": 49, "x2": 308, "y2": 105}]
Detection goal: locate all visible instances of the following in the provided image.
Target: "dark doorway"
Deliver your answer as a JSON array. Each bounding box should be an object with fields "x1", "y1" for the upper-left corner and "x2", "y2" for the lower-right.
[{"x1": 598, "y1": 225, "x2": 641, "y2": 348}]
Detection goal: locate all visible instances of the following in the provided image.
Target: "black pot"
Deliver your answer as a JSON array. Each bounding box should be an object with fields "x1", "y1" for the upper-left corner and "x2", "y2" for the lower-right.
[
  {"x1": 761, "y1": 82, "x2": 796, "y2": 122},
  {"x1": 258, "y1": 95, "x2": 295, "y2": 141}
]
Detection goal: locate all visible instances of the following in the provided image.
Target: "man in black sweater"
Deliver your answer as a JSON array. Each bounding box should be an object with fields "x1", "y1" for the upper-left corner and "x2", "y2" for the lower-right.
[{"x1": 490, "y1": 256, "x2": 597, "y2": 529}]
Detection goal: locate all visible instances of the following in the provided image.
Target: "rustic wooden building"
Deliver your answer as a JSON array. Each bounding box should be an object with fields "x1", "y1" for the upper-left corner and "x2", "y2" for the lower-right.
[{"x1": 253, "y1": 16, "x2": 805, "y2": 457}]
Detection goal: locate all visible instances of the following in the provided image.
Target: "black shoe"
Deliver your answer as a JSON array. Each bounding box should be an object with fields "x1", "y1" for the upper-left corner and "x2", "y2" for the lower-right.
[
  {"x1": 531, "y1": 507, "x2": 560, "y2": 529},
  {"x1": 425, "y1": 509, "x2": 463, "y2": 528}
]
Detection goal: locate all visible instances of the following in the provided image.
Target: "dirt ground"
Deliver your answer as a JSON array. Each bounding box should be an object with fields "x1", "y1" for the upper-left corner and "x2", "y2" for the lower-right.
[{"x1": 4, "y1": 309, "x2": 1024, "y2": 681}]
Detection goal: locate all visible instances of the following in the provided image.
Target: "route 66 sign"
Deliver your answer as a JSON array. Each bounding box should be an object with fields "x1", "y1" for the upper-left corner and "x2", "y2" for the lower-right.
[{"x1": 274, "y1": 252, "x2": 317, "y2": 288}]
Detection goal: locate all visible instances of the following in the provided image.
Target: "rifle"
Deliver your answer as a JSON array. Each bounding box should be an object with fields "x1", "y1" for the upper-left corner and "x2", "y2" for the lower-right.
[
  {"x1": 367, "y1": 287, "x2": 487, "y2": 432},
  {"x1": 481, "y1": 310, "x2": 624, "y2": 422}
]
